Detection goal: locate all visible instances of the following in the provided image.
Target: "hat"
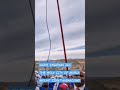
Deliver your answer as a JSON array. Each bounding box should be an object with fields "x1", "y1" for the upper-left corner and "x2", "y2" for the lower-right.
[{"x1": 59, "y1": 84, "x2": 67, "y2": 90}]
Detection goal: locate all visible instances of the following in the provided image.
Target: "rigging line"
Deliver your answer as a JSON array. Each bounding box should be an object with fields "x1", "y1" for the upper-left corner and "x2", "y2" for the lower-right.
[
  {"x1": 46, "y1": 0, "x2": 52, "y2": 62},
  {"x1": 29, "y1": 0, "x2": 35, "y2": 25},
  {"x1": 28, "y1": 0, "x2": 35, "y2": 86},
  {"x1": 56, "y1": 0, "x2": 68, "y2": 71},
  {"x1": 56, "y1": 1, "x2": 70, "y2": 88}
]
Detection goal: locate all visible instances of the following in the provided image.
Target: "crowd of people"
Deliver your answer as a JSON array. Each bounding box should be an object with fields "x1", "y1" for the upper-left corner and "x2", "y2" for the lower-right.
[{"x1": 35, "y1": 70, "x2": 85, "y2": 90}]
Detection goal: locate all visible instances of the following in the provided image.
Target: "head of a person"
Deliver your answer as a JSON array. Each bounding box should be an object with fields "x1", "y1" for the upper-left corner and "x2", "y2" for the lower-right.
[
  {"x1": 43, "y1": 83, "x2": 48, "y2": 88},
  {"x1": 69, "y1": 75, "x2": 73, "y2": 78},
  {"x1": 59, "y1": 84, "x2": 68, "y2": 90},
  {"x1": 42, "y1": 76, "x2": 46, "y2": 78},
  {"x1": 74, "y1": 71, "x2": 85, "y2": 88},
  {"x1": 74, "y1": 78, "x2": 85, "y2": 88},
  {"x1": 73, "y1": 70, "x2": 85, "y2": 78}
]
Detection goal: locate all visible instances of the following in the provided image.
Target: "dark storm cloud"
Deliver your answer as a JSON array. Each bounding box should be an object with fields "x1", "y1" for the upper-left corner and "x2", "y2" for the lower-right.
[
  {"x1": 86, "y1": 0, "x2": 120, "y2": 32},
  {"x1": 86, "y1": 0, "x2": 120, "y2": 77},
  {"x1": 0, "y1": 0, "x2": 34, "y2": 62},
  {"x1": 0, "y1": 0, "x2": 35, "y2": 82}
]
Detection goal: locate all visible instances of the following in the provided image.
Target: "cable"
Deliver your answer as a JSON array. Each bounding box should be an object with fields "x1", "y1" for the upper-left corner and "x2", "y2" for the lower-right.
[
  {"x1": 28, "y1": 0, "x2": 51, "y2": 87},
  {"x1": 56, "y1": 0, "x2": 68, "y2": 70},
  {"x1": 28, "y1": 0, "x2": 35, "y2": 86},
  {"x1": 29, "y1": 0, "x2": 35, "y2": 25},
  {"x1": 45, "y1": 1, "x2": 51, "y2": 89},
  {"x1": 46, "y1": 0, "x2": 52, "y2": 63},
  {"x1": 56, "y1": 0, "x2": 70, "y2": 88}
]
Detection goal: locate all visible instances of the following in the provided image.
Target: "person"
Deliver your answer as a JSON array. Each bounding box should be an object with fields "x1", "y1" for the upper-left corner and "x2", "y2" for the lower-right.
[
  {"x1": 53, "y1": 75, "x2": 66, "y2": 90},
  {"x1": 74, "y1": 78, "x2": 85, "y2": 90},
  {"x1": 53, "y1": 82, "x2": 60, "y2": 90},
  {"x1": 73, "y1": 71, "x2": 85, "y2": 90},
  {"x1": 59, "y1": 83, "x2": 69, "y2": 90},
  {"x1": 48, "y1": 76, "x2": 56, "y2": 90},
  {"x1": 35, "y1": 86, "x2": 40, "y2": 90},
  {"x1": 52, "y1": 76, "x2": 61, "y2": 90}
]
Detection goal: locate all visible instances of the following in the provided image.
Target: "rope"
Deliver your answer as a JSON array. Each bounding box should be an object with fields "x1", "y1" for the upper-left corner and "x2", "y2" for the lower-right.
[
  {"x1": 29, "y1": 0, "x2": 35, "y2": 24},
  {"x1": 46, "y1": 0, "x2": 52, "y2": 62}
]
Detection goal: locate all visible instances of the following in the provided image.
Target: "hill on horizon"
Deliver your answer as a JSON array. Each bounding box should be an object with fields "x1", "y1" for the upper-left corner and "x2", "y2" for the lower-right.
[{"x1": 35, "y1": 59, "x2": 85, "y2": 62}]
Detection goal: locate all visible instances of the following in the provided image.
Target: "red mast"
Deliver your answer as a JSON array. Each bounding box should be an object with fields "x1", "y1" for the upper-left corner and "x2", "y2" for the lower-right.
[{"x1": 56, "y1": 0, "x2": 68, "y2": 71}]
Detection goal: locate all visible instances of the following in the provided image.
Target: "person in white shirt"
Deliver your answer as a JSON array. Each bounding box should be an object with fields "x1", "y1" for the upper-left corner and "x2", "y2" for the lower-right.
[
  {"x1": 73, "y1": 71, "x2": 85, "y2": 90},
  {"x1": 35, "y1": 71, "x2": 43, "y2": 90},
  {"x1": 74, "y1": 78, "x2": 85, "y2": 90},
  {"x1": 53, "y1": 75, "x2": 63, "y2": 90}
]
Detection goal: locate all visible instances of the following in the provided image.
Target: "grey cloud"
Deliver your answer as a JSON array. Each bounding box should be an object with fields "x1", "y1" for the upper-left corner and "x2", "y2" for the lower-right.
[
  {"x1": 35, "y1": 0, "x2": 85, "y2": 60},
  {"x1": 0, "y1": 0, "x2": 35, "y2": 82}
]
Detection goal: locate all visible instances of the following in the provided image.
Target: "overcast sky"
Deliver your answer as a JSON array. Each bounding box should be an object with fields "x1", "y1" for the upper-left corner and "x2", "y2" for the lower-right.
[{"x1": 35, "y1": 0, "x2": 85, "y2": 61}]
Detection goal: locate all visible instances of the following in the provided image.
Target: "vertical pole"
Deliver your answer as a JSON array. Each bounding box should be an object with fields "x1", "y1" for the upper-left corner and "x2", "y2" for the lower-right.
[{"x1": 56, "y1": 0, "x2": 68, "y2": 71}]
